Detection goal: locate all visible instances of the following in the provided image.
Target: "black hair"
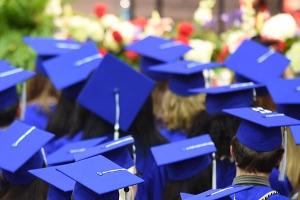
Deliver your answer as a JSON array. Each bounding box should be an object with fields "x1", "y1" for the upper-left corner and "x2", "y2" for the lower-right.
[
  {"x1": 231, "y1": 136, "x2": 284, "y2": 173},
  {"x1": 0, "y1": 178, "x2": 48, "y2": 200},
  {"x1": 0, "y1": 103, "x2": 18, "y2": 128},
  {"x1": 163, "y1": 165, "x2": 212, "y2": 200},
  {"x1": 129, "y1": 96, "x2": 167, "y2": 154},
  {"x1": 187, "y1": 110, "x2": 211, "y2": 138},
  {"x1": 208, "y1": 114, "x2": 241, "y2": 159},
  {"x1": 68, "y1": 103, "x2": 90, "y2": 138},
  {"x1": 46, "y1": 95, "x2": 76, "y2": 138}
]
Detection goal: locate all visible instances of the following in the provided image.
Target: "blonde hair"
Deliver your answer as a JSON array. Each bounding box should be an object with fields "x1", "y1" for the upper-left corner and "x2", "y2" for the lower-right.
[{"x1": 161, "y1": 90, "x2": 205, "y2": 133}]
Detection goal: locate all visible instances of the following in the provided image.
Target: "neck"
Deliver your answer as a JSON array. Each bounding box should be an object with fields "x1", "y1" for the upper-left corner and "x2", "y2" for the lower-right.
[{"x1": 236, "y1": 167, "x2": 269, "y2": 178}]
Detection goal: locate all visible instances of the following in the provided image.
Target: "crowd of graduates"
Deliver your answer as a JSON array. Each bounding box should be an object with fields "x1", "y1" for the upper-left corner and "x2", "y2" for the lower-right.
[{"x1": 0, "y1": 34, "x2": 300, "y2": 200}]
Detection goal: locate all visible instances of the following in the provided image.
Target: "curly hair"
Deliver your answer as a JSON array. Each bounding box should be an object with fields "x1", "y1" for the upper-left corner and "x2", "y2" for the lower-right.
[{"x1": 161, "y1": 90, "x2": 205, "y2": 134}]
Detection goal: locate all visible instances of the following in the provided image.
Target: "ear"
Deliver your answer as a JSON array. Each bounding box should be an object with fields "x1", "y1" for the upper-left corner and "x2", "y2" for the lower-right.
[{"x1": 230, "y1": 145, "x2": 234, "y2": 158}]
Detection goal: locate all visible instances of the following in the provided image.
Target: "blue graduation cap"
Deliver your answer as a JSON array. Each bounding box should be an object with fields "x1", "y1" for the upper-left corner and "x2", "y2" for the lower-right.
[
  {"x1": 74, "y1": 135, "x2": 134, "y2": 169},
  {"x1": 0, "y1": 63, "x2": 35, "y2": 110},
  {"x1": 0, "y1": 120, "x2": 54, "y2": 184},
  {"x1": 24, "y1": 37, "x2": 82, "y2": 75},
  {"x1": 47, "y1": 136, "x2": 108, "y2": 166},
  {"x1": 149, "y1": 60, "x2": 221, "y2": 96},
  {"x1": 29, "y1": 166, "x2": 75, "y2": 200},
  {"x1": 151, "y1": 134, "x2": 216, "y2": 180},
  {"x1": 77, "y1": 54, "x2": 155, "y2": 133},
  {"x1": 180, "y1": 185, "x2": 253, "y2": 200},
  {"x1": 190, "y1": 82, "x2": 263, "y2": 114},
  {"x1": 223, "y1": 107, "x2": 300, "y2": 152},
  {"x1": 43, "y1": 41, "x2": 102, "y2": 100},
  {"x1": 224, "y1": 39, "x2": 290, "y2": 84},
  {"x1": 57, "y1": 155, "x2": 144, "y2": 200},
  {"x1": 125, "y1": 36, "x2": 191, "y2": 80}
]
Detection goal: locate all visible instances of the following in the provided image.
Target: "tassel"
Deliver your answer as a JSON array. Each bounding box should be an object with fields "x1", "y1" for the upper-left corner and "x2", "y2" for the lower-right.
[
  {"x1": 40, "y1": 147, "x2": 48, "y2": 167},
  {"x1": 20, "y1": 82, "x2": 27, "y2": 120},
  {"x1": 279, "y1": 126, "x2": 287, "y2": 181},
  {"x1": 114, "y1": 88, "x2": 120, "y2": 140},
  {"x1": 212, "y1": 153, "x2": 217, "y2": 189}
]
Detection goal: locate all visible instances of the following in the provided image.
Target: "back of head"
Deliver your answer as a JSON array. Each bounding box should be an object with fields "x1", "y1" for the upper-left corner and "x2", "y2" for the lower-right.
[
  {"x1": 46, "y1": 95, "x2": 76, "y2": 138},
  {"x1": 208, "y1": 114, "x2": 240, "y2": 159},
  {"x1": 161, "y1": 90, "x2": 205, "y2": 135},
  {"x1": 0, "y1": 103, "x2": 19, "y2": 128}
]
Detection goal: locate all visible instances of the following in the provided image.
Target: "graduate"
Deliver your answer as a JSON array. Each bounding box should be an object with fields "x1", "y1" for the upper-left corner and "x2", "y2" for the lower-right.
[
  {"x1": 267, "y1": 78, "x2": 300, "y2": 197},
  {"x1": 42, "y1": 41, "x2": 102, "y2": 154},
  {"x1": 151, "y1": 134, "x2": 216, "y2": 200},
  {"x1": 23, "y1": 37, "x2": 82, "y2": 130},
  {"x1": 126, "y1": 36, "x2": 191, "y2": 127},
  {"x1": 190, "y1": 82, "x2": 262, "y2": 188},
  {"x1": 0, "y1": 61, "x2": 35, "y2": 128},
  {"x1": 148, "y1": 60, "x2": 220, "y2": 142},
  {"x1": 0, "y1": 121, "x2": 54, "y2": 200},
  {"x1": 183, "y1": 106, "x2": 300, "y2": 199}
]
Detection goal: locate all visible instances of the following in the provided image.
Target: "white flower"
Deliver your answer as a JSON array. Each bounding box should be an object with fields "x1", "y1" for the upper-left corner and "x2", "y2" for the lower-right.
[
  {"x1": 224, "y1": 30, "x2": 247, "y2": 53},
  {"x1": 194, "y1": 8, "x2": 213, "y2": 25},
  {"x1": 45, "y1": 0, "x2": 62, "y2": 17},
  {"x1": 103, "y1": 31, "x2": 121, "y2": 53},
  {"x1": 114, "y1": 21, "x2": 138, "y2": 45},
  {"x1": 261, "y1": 14, "x2": 298, "y2": 41},
  {"x1": 101, "y1": 14, "x2": 120, "y2": 28},
  {"x1": 184, "y1": 39, "x2": 215, "y2": 62},
  {"x1": 86, "y1": 21, "x2": 104, "y2": 42}
]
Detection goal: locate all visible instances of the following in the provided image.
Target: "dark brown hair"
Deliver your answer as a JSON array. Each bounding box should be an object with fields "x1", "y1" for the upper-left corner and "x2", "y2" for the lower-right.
[{"x1": 231, "y1": 136, "x2": 284, "y2": 173}]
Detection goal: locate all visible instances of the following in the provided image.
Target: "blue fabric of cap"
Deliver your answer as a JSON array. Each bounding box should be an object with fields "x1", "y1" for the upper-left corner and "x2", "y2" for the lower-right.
[
  {"x1": 149, "y1": 60, "x2": 221, "y2": 96},
  {"x1": 224, "y1": 39, "x2": 290, "y2": 84},
  {"x1": 77, "y1": 54, "x2": 154, "y2": 131}
]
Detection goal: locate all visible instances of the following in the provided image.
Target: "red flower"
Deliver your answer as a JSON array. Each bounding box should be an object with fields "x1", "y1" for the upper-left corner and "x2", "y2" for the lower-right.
[
  {"x1": 94, "y1": 3, "x2": 107, "y2": 18},
  {"x1": 217, "y1": 45, "x2": 229, "y2": 62},
  {"x1": 274, "y1": 41, "x2": 286, "y2": 53},
  {"x1": 177, "y1": 22, "x2": 194, "y2": 37},
  {"x1": 131, "y1": 17, "x2": 148, "y2": 28},
  {"x1": 112, "y1": 31, "x2": 123, "y2": 43},
  {"x1": 99, "y1": 48, "x2": 107, "y2": 56},
  {"x1": 125, "y1": 50, "x2": 139, "y2": 60},
  {"x1": 175, "y1": 35, "x2": 189, "y2": 45}
]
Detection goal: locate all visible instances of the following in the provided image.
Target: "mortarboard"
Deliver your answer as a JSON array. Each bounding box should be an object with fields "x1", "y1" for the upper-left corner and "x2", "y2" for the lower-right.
[
  {"x1": 149, "y1": 60, "x2": 221, "y2": 96},
  {"x1": 57, "y1": 155, "x2": 144, "y2": 200},
  {"x1": 74, "y1": 135, "x2": 134, "y2": 169},
  {"x1": 77, "y1": 54, "x2": 154, "y2": 135},
  {"x1": 223, "y1": 107, "x2": 300, "y2": 152},
  {"x1": 29, "y1": 166, "x2": 75, "y2": 200},
  {"x1": 190, "y1": 82, "x2": 263, "y2": 114},
  {"x1": 43, "y1": 41, "x2": 102, "y2": 100},
  {"x1": 0, "y1": 120, "x2": 54, "y2": 184},
  {"x1": 125, "y1": 36, "x2": 191, "y2": 81},
  {"x1": 151, "y1": 134, "x2": 216, "y2": 180},
  {"x1": 180, "y1": 185, "x2": 253, "y2": 200},
  {"x1": 23, "y1": 37, "x2": 82, "y2": 75},
  {"x1": 0, "y1": 63, "x2": 35, "y2": 110},
  {"x1": 47, "y1": 136, "x2": 108, "y2": 166},
  {"x1": 224, "y1": 39, "x2": 290, "y2": 84},
  {"x1": 267, "y1": 78, "x2": 300, "y2": 144}
]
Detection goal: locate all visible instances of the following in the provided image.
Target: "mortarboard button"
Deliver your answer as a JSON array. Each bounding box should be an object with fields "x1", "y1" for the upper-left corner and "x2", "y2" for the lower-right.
[
  {"x1": 77, "y1": 54, "x2": 155, "y2": 132},
  {"x1": 126, "y1": 36, "x2": 191, "y2": 81},
  {"x1": 151, "y1": 134, "x2": 216, "y2": 180},
  {"x1": 0, "y1": 63, "x2": 35, "y2": 110},
  {"x1": 149, "y1": 60, "x2": 221, "y2": 96},
  {"x1": 190, "y1": 82, "x2": 263, "y2": 114},
  {"x1": 47, "y1": 136, "x2": 108, "y2": 166},
  {"x1": 181, "y1": 185, "x2": 253, "y2": 200},
  {"x1": 223, "y1": 107, "x2": 300, "y2": 152},
  {"x1": 0, "y1": 121, "x2": 54, "y2": 184},
  {"x1": 23, "y1": 37, "x2": 82, "y2": 75},
  {"x1": 74, "y1": 135, "x2": 134, "y2": 169},
  {"x1": 224, "y1": 39, "x2": 290, "y2": 84},
  {"x1": 29, "y1": 166, "x2": 75, "y2": 200},
  {"x1": 56, "y1": 155, "x2": 144, "y2": 200}
]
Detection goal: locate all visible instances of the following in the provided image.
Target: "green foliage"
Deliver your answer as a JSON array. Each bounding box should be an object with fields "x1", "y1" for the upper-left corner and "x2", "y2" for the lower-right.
[{"x1": 0, "y1": 0, "x2": 54, "y2": 70}]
